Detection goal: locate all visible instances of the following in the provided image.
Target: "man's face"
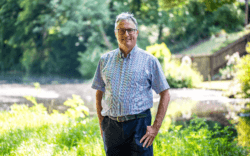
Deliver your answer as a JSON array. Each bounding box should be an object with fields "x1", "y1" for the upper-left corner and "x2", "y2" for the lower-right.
[{"x1": 115, "y1": 20, "x2": 139, "y2": 51}]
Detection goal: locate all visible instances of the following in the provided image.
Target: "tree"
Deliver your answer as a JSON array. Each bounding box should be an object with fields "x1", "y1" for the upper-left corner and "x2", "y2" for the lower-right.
[
  {"x1": 245, "y1": 0, "x2": 249, "y2": 26},
  {"x1": 0, "y1": 0, "x2": 113, "y2": 78},
  {"x1": 0, "y1": 0, "x2": 23, "y2": 72},
  {"x1": 158, "y1": 0, "x2": 236, "y2": 12}
]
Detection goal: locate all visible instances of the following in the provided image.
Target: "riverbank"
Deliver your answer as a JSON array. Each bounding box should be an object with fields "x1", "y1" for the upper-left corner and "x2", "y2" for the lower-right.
[{"x1": 1, "y1": 82, "x2": 249, "y2": 127}]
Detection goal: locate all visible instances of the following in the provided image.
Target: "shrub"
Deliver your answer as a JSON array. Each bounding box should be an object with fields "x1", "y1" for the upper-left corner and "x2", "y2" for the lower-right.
[
  {"x1": 235, "y1": 104, "x2": 250, "y2": 149},
  {"x1": 164, "y1": 59, "x2": 203, "y2": 88},
  {"x1": 146, "y1": 43, "x2": 203, "y2": 88},
  {"x1": 219, "y1": 52, "x2": 241, "y2": 79},
  {"x1": 235, "y1": 54, "x2": 250, "y2": 98},
  {"x1": 63, "y1": 94, "x2": 89, "y2": 119},
  {"x1": 146, "y1": 42, "x2": 171, "y2": 66},
  {"x1": 212, "y1": 3, "x2": 244, "y2": 33}
]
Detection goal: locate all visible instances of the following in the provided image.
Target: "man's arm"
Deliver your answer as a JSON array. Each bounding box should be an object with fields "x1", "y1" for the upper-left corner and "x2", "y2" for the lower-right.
[
  {"x1": 153, "y1": 89, "x2": 170, "y2": 130},
  {"x1": 140, "y1": 89, "x2": 170, "y2": 148},
  {"x1": 96, "y1": 90, "x2": 104, "y2": 137}
]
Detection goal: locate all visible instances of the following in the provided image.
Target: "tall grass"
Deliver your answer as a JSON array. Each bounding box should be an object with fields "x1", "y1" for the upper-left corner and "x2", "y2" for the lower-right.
[{"x1": 0, "y1": 99, "x2": 249, "y2": 155}]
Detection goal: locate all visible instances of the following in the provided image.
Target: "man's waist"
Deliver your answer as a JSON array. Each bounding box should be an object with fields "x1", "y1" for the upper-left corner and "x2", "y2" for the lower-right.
[{"x1": 107, "y1": 109, "x2": 150, "y2": 122}]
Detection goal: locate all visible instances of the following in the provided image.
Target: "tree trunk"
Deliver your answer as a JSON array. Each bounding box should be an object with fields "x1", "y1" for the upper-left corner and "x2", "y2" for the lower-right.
[
  {"x1": 246, "y1": 0, "x2": 249, "y2": 26},
  {"x1": 158, "y1": 23, "x2": 163, "y2": 44}
]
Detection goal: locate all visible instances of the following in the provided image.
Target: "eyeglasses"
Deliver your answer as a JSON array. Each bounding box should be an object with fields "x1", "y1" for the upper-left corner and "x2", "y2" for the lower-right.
[{"x1": 116, "y1": 29, "x2": 137, "y2": 35}]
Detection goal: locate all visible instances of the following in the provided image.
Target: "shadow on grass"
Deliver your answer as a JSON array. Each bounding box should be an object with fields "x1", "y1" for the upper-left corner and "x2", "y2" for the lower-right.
[{"x1": 172, "y1": 117, "x2": 238, "y2": 142}]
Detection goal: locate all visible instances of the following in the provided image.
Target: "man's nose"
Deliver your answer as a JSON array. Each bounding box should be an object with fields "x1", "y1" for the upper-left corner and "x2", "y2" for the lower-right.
[{"x1": 124, "y1": 30, "x2": 129, "y2": 36}]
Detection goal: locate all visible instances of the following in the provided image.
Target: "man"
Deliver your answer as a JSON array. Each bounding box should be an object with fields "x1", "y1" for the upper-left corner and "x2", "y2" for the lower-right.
[{"x1": 91, "y1": 12, "x2": 170, "y2": 156}]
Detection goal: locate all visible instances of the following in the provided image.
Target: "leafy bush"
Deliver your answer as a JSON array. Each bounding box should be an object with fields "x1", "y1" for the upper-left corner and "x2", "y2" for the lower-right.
[
  {"x1": 146, "y1": 43, "x2": 203, "y2": 88},
  {"x1": 63, "y1": 94, "x2": 89, "y2": 119},
  {"x1": 235, "y1": 104, "x2": 250, "y2": 149},
  {"x1": 212, "y1": 3, "x2": 244, "y2": 33},
  {"x1": 146, "y1": 42, "x2": 171, "y2": 66},
  {"x1": 164, "y1": 59, "x2": 203, "y2": 88},
  {"x1": 219, "y1": 52, "x2": 241, "y2": 79},
  {"x1": 235, "y1": 54, "x2": 250, "y2": 98},
  {"x1": 163, "y1": 1, "x2": 244, "y2": 53}
]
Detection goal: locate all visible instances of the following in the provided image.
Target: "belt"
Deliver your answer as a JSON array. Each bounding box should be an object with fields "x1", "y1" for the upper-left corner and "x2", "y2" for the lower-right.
[{"x1": 108, "y1": 113, "x2": 147, "y2": 122}]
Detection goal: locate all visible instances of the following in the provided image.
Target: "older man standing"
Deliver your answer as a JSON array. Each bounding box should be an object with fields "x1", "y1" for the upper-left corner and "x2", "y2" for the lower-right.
[{"x1": 91, "y1": 12, "x2": 170, "y2": 156}]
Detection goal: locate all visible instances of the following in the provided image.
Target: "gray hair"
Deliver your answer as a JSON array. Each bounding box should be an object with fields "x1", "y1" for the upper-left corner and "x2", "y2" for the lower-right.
[{"x1": 114, "y1": 12, "x2": 138, "y2": 30}]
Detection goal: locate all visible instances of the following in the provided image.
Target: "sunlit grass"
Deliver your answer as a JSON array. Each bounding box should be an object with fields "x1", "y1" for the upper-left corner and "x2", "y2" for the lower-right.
[
  {"x1": 0, "y1": 102, "x2": 249, "y2": 155},
  {"x1": 179, "y1": 30, "x2": 250, "y2": 55}
]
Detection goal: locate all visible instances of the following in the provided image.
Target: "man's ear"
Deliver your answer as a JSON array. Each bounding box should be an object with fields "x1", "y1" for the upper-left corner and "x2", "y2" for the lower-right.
[
  {"x1": 114, "y1": 31, "x2": 118, "y2": 39},
  {"x1": 135, "y1": 29, "x2": 139, "y2": 37}
]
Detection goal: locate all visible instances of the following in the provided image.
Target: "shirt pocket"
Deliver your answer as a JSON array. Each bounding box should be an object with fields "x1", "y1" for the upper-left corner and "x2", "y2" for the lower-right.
[{"x1": 130, "y1": 69, "x2": 150, "y2": 88}]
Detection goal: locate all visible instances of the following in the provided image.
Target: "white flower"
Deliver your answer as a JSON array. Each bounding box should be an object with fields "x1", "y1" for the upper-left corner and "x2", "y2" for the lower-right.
[
  {"x1": 75, "y1": 42, "x2": 79, "y2": 46},
  {"x1": 139, "y1": 25, "x2": 147, "y2": 32},
  {"x1": 181, "y1": 56, "x2": 192, "y2": 66}
]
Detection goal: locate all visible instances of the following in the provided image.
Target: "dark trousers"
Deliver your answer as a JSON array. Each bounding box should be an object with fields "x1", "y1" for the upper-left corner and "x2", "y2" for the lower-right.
[{"x1": 101, "y1": 109, "x2": 153, "y2": 156}]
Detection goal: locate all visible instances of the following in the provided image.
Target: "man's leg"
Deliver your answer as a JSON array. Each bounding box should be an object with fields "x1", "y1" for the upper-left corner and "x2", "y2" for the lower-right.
[
  {"x1": 129, "y1": 109, "x2": 153, "y2": 156},
  {"x1": 102, "y1": 109, "x2": 153, "y2": 156},
  {"x1": 102, "y1": 116, "x2": 136, "y2": 156}
]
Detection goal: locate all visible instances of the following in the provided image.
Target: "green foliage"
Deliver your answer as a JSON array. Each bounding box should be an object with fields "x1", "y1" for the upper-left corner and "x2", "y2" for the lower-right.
[
  {"x1": 0, "y1": 0, "x2": 112, "y2": 77},
  {"x1": 202, "y1": 0, "x2": 236, "y2": 12},
  {"x1": 212, "y1": 3, "x2": 244, "y2": 32},
  {"x1": 158, "y1": 0, "x2": 236, "y2": 12},
  {"x1": 0, "y1": 0, "x2": 247, "y2": 79},
  {"x1": 0, "y1": 0, "x2": 23, "y2": 72},
  {"x1": 20, "y1": 39, "x2": 38, "y2": 74},
  {"x1": 146, "y1": 43, "x2": 203, "y2": 88},
  {"x1": 235, "y1": 54, "x2": 250, "y2": 98},
  {"x1": 246, "y1": 42, "x2": 250, "y2": 53},
  {"x1": 77, "y1": 45, "x2": 107, "y2": 79},
  {"x1": 146, "y1": 42, "x2": 171, "y2": 65},
  {"x1": 63, "y1": 94, "x2": 89, "y2": 119},
  {"x1": 164, "y1": 59, "x2": 203, "y2": 88},
  {"x1": 164, "y1": 0, "x2": 244, "y2": 53},
  {"x1": 209, "y1": 26, "x2": 222, "y2": 36},
  {"x1": 235, "y1": 105, "x2": 250, "y2": 149},
  {"x1": 1, "y1": 102, "x2": 249, "y2": 155},
  {"x1": 158, "y1": 0, "x2": 189, "y2": 11}
]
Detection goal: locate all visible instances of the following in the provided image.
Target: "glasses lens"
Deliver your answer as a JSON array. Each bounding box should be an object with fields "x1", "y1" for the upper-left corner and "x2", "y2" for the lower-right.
[{"x1": 118, "y1": 29, "x2": 135, "y2": 34}]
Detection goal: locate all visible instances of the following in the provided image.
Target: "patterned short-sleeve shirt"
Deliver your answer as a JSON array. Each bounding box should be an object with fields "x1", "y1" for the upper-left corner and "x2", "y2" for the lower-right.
[{"x1": 91, "y1": 45, "x2": 170, "y2": 117}]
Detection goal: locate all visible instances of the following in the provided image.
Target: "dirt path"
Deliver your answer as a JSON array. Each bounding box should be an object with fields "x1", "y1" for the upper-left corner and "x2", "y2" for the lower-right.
[{"x1": 0, "y1": 83, "x2": 249, "y2": 126}]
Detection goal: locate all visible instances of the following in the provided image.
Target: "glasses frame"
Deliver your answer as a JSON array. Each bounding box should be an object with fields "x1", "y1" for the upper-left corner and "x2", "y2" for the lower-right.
[{"x1": 116, "y1": 28, "x2": 137, "y2": 35}]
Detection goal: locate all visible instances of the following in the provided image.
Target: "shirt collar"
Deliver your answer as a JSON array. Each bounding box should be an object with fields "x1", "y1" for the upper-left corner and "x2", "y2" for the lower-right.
[{"x1": 118, "y1": 44, "x2": 137, "y2": 59}]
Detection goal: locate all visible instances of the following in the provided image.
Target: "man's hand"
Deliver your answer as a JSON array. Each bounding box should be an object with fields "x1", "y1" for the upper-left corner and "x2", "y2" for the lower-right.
[
  {"x1": 140, "y1": 125, "x2": 159, "y2": 148},
  {"x1": 140, "y1": 89, "x2": 170, "y2": 148}
]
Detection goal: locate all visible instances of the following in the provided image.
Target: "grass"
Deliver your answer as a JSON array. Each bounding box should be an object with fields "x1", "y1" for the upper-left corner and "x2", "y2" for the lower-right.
[
  {"x1": 179, "y1": 29, "x2": 250, "y2": 55},
  {"x1": 0, "y1": 98, "x2": 250, "y2": 156}
]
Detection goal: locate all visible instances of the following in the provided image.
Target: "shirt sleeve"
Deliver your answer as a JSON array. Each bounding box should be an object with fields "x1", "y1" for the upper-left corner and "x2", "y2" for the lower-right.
[
  {"x1": 151, "y1": 57, "x2": 170, "y2": 94},
  {"x1": 91, "y1": 57, "x2": 105, "y2": 92}
]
